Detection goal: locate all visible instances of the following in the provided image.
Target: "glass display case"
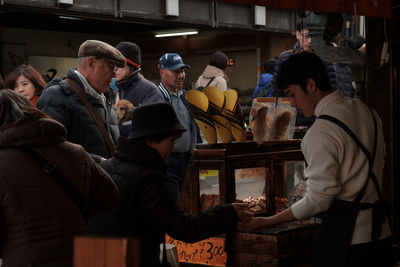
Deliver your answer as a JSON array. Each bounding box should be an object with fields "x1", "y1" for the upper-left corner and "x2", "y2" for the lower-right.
[{"x1": 179, "y1": 140, "x2": 305, "y2": 215}]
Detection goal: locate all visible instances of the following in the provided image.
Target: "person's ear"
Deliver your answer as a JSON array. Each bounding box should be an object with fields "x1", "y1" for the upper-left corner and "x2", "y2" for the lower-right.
[
  {"x1": 295, "y1": 30, "x2": 301, "y2": 40},
  {"x1": 88, "y1": 57, "x2": 96, "y2": 70},
  {"x1": 305, "y1": 78, "x2": 317, "y2": 93}
]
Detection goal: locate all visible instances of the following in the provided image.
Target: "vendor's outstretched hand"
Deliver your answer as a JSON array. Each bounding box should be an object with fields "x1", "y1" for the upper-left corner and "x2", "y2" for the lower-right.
[
  {"x1": 232, "y1": 203, "x2": 254, "y2": 224},
  {"x1": 238, "y1": 217, "x2": 273, "y2": 232},
  {"x1": 239, "y1": 208, "x2": 296, "y2": 232}
]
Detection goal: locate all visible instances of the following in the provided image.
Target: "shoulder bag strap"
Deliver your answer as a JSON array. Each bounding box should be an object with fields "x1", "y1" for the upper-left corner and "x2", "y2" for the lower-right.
[
  {"x1": 205, "y1": 77, "x2": 216, "y2": 87},
  {"x1": 318, "y1": 106, "x2": 381, "y2": 204},
  {"x1": 15, "y1": 146, "x2": 87, "y2": 221},
  {"x1": 66, "y1": 78, "x2": 115, "y2": 154}
]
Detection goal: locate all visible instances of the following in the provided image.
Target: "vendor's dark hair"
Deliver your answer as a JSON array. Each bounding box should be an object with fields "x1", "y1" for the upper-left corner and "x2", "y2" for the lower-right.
[
  {"x1": 276, "y1": 52, "x2": 332, "y2": 92},
  {"x1": 0, "y1": 89, "x2": 48, "y2": 128},
  {"x1": 209, "y1": 51, "x2": 228, "y2": 70},
  {"x1": 134, "y1": 130, "x2": 182, "y2": 143}
]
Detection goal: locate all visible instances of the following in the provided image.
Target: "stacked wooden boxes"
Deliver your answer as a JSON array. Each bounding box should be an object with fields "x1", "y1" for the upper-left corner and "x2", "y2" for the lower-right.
[{"x1": 230, "y1": 222, "x2": 313, "y2": 267}]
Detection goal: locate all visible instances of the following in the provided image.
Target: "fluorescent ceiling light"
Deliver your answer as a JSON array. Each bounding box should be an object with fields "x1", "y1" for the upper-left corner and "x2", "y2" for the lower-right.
[
  {"x1": 59, "y1": 16, "x2": 84, "y2": 21},
  {"x1": 155, "y1": 30, "x2": 198, "y2": 38}
]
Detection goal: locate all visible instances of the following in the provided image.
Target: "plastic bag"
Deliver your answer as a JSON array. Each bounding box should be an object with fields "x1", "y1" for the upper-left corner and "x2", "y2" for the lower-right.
[{"x1": 250, "y1": 97, "x2": 297, "y2": 143}]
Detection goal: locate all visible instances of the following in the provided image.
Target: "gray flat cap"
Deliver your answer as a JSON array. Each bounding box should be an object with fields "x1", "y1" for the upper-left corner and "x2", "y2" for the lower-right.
[{"x1": 78, "y1": 40, "x2": 126, "y2": 68}]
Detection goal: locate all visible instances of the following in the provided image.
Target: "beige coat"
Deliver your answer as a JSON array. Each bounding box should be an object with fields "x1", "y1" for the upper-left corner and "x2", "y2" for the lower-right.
[
  {"x1": 0, "y1": 118, "x2": 118, "y2": 267},
  {"x1": 194, "y1": 65, "x2": 229, "y2": 91}
]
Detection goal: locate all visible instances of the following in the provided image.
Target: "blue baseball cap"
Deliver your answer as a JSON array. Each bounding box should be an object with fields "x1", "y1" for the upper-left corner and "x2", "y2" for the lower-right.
[{"x1": 159, "y1": 53, "x2": 191, "y2": 70}]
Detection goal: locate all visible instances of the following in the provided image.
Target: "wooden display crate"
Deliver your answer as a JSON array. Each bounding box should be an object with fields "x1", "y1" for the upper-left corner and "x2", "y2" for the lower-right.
[{"x1": 230, "y1": 222, "x2": 313, "y2": 267}]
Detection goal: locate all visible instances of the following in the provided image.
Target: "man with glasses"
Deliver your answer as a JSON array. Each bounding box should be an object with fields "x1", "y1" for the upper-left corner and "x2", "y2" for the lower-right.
[
  {"x1": 272, "y1": 23, "x2": 312, "y2": 100},
  {"x1": 158, "y1": 53, "x2": 199, "y2": 202},
  {"x1": 37, "y1": 40, "x2": 125, "y2": 163}
]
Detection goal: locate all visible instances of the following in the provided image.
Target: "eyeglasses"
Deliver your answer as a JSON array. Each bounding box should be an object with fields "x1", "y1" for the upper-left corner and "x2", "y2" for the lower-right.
[
  {"x1": 94, "y1": 57, "x2": 118, "y2": 74},
  {"x1": 300, "y1": 33, "x2": 311, "y2": 39}
]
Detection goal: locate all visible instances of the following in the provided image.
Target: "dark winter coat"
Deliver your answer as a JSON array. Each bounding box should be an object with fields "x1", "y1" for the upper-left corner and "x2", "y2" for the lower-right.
[
  {"x1": 37, "y1": 68, "x2": 119, "y2": 162},
  {"x1": 271, "y1": 43, "x2": 354, "y2": 130},
  {"x1": 250, "y1": 73, "x2": 273, "y2": 105},
  {"x1": 0, "y1": 118, "x2": 118, "y2": 267},
  {"x1": 117, "y1": 72, "x2": 164, "y2": 107},
  {"x1": 88, "y1": 138, "x2": 238, "y2": 267},
  {"x1": 272, "y1": 43, "x2": 354, "y2": 98},
  {"x1": 325, "y1": 62, "x2": 354, "y2": 97}
]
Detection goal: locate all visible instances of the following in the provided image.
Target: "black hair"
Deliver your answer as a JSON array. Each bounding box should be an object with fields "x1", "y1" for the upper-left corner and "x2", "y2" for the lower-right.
[
  {"x1": 264, "y1": 59, "x2": 276, "y2": 74},
  {"x1": 296, "y1": 22, "x2": 308, "y2": 32},
  {"x1": 209, "y1": 51, "x2": 228, "y2": 70},
  {"x1": 349, "y1": 34, "x2": 366, "y2": 50},
  {"x1": 276, "y1": 52, "x2": 332, "y2": 93},
  {"x1": 0, "y1": 89, "x2": 47, "y2": 128}
]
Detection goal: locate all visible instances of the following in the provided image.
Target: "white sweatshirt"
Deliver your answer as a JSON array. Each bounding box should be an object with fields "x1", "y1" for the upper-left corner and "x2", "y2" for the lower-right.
[{"x1": 291, "y1": 90, "x2": 391, "y2": 244}]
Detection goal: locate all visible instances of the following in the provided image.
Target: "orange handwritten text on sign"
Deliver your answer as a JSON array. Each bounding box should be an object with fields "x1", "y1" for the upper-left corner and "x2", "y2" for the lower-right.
[{"x1": 165, "y1": 235, "x2": 226, "y2": 266}]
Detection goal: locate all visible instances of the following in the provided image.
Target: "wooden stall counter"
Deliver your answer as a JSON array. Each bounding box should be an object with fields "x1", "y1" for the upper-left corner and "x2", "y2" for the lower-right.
[
  {"x1": 176, "y1": 140, "x2": 312, "y2": 266},
  {"x1": 231, "y1": 221, "x2": 313, "y2": 267}
]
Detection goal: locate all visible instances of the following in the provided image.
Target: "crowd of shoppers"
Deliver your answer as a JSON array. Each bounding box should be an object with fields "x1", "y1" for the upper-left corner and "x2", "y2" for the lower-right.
[{"x1": 0, "y1": 36, "x2": 391, "y2": 267}]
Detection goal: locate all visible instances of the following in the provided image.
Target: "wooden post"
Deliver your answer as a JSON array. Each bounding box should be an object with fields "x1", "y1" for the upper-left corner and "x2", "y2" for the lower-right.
[
  {"x1": 74, "y1": 236, "x2": 140, "y2": 267},
  {"x1": 365, "y1": 16, "x2": 394, "y2": 235}
]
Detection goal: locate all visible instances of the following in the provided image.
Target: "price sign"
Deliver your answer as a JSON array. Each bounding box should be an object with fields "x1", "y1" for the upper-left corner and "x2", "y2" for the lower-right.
[{"x1": 165, "y1": 235, "x2": 226, "y2": 266}]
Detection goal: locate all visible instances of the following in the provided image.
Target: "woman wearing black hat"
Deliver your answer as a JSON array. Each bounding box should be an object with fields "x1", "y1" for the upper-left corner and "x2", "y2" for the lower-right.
[{"x1": 88, "y1": 102, "x2": 252, "y2": 267}]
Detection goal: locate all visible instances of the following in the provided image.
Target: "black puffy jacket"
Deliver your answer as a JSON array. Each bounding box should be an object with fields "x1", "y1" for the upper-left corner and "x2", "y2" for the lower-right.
[
  {"x1": 88, "y1": 138, "x2": 238, "y2": 267},
  {"x1": 117, "y1": 71, "x2": 164, "y2": 107},
  {"x1": 325, "y1": 62, "x2": 354, "y2": 97},
  {"x1": 37, "y1": 68, "x2": 119, "y2": 162},
  {"x1": 272, "y1": 43, "x2": 354, "y2": 131},
  {"x1": 272, "y1": 43, "x2": 354, "y2": 98}
]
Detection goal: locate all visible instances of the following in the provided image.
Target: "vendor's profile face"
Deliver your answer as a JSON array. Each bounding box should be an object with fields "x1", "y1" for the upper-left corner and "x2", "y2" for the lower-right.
[
  {"x1": 284, "y1": 84, "x2": 315, "y2": 117},
  {"x1": 148, "y1": 135, "x2": 179, "y2": 160}
]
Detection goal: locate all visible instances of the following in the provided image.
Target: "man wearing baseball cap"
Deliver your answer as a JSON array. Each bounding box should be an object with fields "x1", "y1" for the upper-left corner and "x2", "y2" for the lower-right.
[
  {"x1": 38, "y1": 40, "x2": 125, "y2": 163},
  {"x1": 158, "y1": 53, "x2": 199, "y2": 202},
  {"x1": 115, "y1": 42, "x2": 164, "y2": 107}
]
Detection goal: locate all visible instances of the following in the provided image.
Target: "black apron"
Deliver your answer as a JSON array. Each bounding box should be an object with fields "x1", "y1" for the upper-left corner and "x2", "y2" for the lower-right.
[{"x1": 312, "y1": 107, "x2": 387, "y2": 267}]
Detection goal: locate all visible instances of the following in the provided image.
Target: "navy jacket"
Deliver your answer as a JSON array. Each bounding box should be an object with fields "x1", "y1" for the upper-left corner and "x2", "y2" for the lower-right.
[
  {"x1": 117, "y1": 72, "x2": 164, "y2": 107},
  {"x1": 37, "y1": 68, "x2": 119, "y2": 162}
]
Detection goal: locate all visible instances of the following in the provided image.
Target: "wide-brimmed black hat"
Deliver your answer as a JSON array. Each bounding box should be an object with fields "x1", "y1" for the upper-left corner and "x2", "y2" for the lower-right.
[{"x1": 128, "y1": 102, "x2": 187, "y2": 139}]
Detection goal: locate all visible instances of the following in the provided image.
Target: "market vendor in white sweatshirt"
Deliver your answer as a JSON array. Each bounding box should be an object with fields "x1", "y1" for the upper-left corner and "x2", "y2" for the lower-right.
[{"x1": 240, "y1": 52, "x2": 391, "y2": 267}]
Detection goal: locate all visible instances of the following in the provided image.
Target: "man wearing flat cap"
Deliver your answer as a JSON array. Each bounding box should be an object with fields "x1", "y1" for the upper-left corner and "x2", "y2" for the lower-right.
[
  {"x1": 38, "y1": 39, "x2": 126, "y2": 163},
  {"x1": 158, "y1": 53, "x2": 199, "y2": 203}
]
